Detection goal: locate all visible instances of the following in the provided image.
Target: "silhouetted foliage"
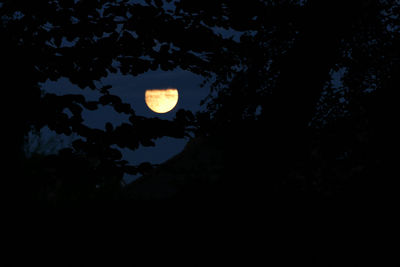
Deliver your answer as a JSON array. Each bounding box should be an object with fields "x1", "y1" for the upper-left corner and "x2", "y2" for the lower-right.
[
  {"x1": 181, "y1": 0, "x2": 395, "y2": 203},
  {"x1": 1, "y1": 0, "x2": 397, "y2": 206},
  {"x1": 1, "y1": 0, "x2": 218, "y2": 204},
  {"x1": 128, "y1": 0, "x2": 395, "y2": 205}
]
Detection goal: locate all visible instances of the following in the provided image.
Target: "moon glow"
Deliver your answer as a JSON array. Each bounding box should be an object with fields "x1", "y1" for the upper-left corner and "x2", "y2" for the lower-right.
[{"x1": 145, "y1": 88, "x2": 179, "y2": 113}]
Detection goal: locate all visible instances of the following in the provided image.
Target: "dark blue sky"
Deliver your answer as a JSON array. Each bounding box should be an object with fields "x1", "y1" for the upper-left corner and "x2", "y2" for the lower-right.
[
  {"x1": 40, "y1": 68, "x2": 209, "y2": 182},
  {"x1": 34, "y1": 12, "x2": 242, "y2": 182}
]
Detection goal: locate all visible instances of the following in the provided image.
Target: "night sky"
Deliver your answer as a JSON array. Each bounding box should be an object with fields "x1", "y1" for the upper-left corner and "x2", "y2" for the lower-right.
[
  {"x1": 33, "y1": 0, "x2": 240, "y2": 178},
  {"x1": 35, "y1": 14, "x2": 241, "y2": 182},
  {"x1": 41, "y1": 68, "x2": 208, "y2": 182}
]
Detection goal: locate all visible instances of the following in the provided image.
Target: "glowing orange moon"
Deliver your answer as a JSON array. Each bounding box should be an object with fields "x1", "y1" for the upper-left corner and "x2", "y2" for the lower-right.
[{"x1": 145, "y1": 88, "x2": 179, "y2": 113}]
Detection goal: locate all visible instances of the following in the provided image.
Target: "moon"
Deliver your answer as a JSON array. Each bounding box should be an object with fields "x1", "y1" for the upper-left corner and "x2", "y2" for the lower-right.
[{"x1": 145, "y1": 88, "x2": 179, "y2": 113}]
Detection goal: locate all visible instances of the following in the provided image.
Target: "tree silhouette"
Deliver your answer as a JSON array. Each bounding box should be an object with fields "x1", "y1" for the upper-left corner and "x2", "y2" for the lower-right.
[
  {"x1": 1, "y1": 0, "x2": 221, "y2": 204},
  {"x1": 129, "y1": 0, "x2": 395, "y2": 203},
  {"x1": 182, "y1": 0, "x2": 395, "y2": 202},
  {"x1": 1, "y1": 0, "x2": 397, "y2": 205}
]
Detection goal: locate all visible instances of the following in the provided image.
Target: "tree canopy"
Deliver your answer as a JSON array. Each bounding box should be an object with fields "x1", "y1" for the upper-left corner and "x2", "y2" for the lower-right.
[{"x1": 1, "y1": 0, "x2": 397, "y2": 205}]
